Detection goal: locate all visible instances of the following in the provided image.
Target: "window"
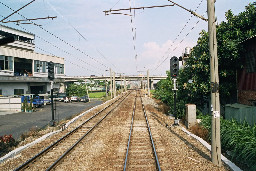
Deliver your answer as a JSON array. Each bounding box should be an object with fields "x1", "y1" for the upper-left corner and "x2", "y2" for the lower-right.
[
  {"x1": 42, "y1": 61, "x2": 46, "y2": 73},
  {"x1": 0, "y1": 55, "x2": 13, "y2": 71},
  {"x1": 34, "y1": 61, "x2": 48, "y2": 73},
  {"x1": 0, "y1": 55, "x2": 4, "y2": 70},
  {"x1": 54, "y1": 63, "x2": 64, "y2": 74},
  {"x1": 14, "y1": 89, "x2": 24, "y2": 95}
]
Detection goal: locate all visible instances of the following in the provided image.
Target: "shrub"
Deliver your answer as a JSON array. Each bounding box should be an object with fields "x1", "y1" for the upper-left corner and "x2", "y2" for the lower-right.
[
  {"x1": 0, "y1": 134, "x2": 18, "y2": 157},
  {"x1": 199, "y1": 114, "x2": 256, "y2": 170}
]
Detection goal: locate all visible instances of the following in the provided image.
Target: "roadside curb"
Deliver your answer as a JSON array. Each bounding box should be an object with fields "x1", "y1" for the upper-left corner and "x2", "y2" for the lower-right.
[{"x1": 181, "y1": 127, "x2": 242, "y2": 171}]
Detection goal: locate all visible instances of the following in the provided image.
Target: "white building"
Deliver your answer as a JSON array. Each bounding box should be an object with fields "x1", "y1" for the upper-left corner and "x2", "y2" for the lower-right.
[{"x1": 0, "y1": 25, "x2": 65, "y2": 96}]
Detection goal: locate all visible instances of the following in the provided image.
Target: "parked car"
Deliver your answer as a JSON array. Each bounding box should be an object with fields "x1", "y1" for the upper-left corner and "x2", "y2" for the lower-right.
[
  {"x1": 70, "y1": 96, "x2": 79, "y2": 102},
  {"x1": 38, "y1": 94, "x2": 51, "y2": 105},
  {"x1": 21, "y1": 94, "x2": 44, "y2": 108},
  {"x1": 80, "y1": 95, "x2": 89, "y2": 102}
]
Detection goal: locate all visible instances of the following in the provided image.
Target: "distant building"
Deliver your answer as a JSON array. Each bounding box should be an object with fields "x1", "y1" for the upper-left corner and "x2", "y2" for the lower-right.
[
  {"x1": 237, "y1": 35, "x2": 256, "y2": 106},
  {"x1": 0, "y1": 25, "x2": 65, "y2": 96}
]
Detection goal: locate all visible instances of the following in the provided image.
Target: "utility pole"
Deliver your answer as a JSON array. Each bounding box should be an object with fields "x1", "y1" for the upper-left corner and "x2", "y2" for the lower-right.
[
  {"x1": 110, "y1": 68, "x2": 113, "y2": 99},
  {"x1": 105, "y1": 70, "x2": 108, "y2": 97},
  {"x1": 113, "y1": 72, "x2": 116, "y2": 97},
  {"x1": 120, "y1": 74, "x2": 123, "y2": 93},
  {"x1": 86, "y1": 84, "x2": 90, "y2": 102},
  {"x1": 208, "y1": 0, "x2": 221, "y2": 166},
  {"x1": 147, "y1": 69, "x2": 150, "y2": 96},
  {"x1": 124, "y1": 76, "x2": 127, "y2": 92}
]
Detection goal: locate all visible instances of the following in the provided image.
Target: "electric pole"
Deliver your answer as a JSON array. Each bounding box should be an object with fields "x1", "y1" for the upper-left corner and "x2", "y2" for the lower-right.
[
  {"x1": 147, "y1": 69, "x2": 150, "y2": 96},
  {"x1": 207, "y1": 0, "x2": 221, "y2": 166},
  {"x1": 113, "y1": 72, "x2": 116, "y2": 97},
  {"x1": 124, "y1": 76, "x2": 127, "y2": 92},
  {"x1": 110, "y1": 68, "x2": 113, "y2": 99}
]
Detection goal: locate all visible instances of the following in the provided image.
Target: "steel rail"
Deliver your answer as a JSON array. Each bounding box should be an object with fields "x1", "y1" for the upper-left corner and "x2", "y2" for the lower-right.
[
  {"x1": 14, "y1": 92, "x2": 129, "y2": 171},
  {"x1": 46, "y1": 91, "x2": 131, "y2": 170},
  {"x1": 139, "y1": 91, "x2": 161, "y2": 171},
  {"x1": 123, "y1": 91, "x2": 137, "y2": 171}
]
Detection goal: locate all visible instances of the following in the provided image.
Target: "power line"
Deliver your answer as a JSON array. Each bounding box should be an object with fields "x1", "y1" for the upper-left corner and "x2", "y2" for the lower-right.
[
  {"x1": 45, "y1": 0, "x2": 119, "y2": 72},
  {"x1": 167, "y1": 0, "x2": 207, "y2": 21},
  {"x1": 0, "y1": 15, "x2": 105, "y2": 75},
  {"x1": 0, "y1": 1, "x2": 109, "y2": 71},
  {"x1": 110, "y1": 0, "x2": 122, "y2": 10},
  {"x1": 154, "y1": 0, "x2": 204, "y2": 70},
  {"x1": 154, "y1": 12, "x2": 206, "y2": 71},
  {"x1": 0, "y1": 0, "x2": 36, "y2": 22}
]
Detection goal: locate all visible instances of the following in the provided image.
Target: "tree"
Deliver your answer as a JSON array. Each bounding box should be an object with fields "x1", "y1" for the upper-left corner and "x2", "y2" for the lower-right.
[
  {"x1": 154, "y1": 3, "x2": 256, "y2": 116},
  {"x1": 179, "y1": 3, "x2": 256, "y2": 111},
  {"x1": 66, "y1": 80, "x2": 88, "y2": 97}
]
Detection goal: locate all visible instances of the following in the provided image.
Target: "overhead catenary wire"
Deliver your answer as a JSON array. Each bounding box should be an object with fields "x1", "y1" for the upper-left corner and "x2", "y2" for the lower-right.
[
  {"x1": 154, "y1": 11, "x2": 207, "y2": 71},
  {"x1": 154, "y1": 0, "x2": 204, "y2": 70},
  {"x1": 45, "y1": 0, "x2": 118, "y2": 73},
  {"x1": 0, "y1": 0, "x2": 36, "y2": 23},
  {"x1": 166, "y1": 0, "x2": 207, "y2": 21},
  {"x1": 128, "y1": 0, "x2": 138, "y2": 72},
  {"x1": 0, "y1": 13, "x2": 104, "y2": 75},
  {"x1": 0, "y1": 1, "x2": 109, "y2": 71}
]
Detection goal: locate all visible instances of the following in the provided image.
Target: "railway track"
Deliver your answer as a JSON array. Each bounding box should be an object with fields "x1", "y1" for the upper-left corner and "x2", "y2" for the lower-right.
[
  {"x1": 124, "y1": 90, "x2": 161, "y2": 170},
  {"x1": 14, "y1": 91, "x2": 131, "y2": 171}
]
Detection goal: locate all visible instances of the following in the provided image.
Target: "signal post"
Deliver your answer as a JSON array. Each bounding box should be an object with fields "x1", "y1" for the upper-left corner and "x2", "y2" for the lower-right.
[
  {"x1": 170, "y1": 56, "x2": 179, "y2": 125},
  {"x1": 48, "y1": 61, "x2": 55, "y2": 126}
]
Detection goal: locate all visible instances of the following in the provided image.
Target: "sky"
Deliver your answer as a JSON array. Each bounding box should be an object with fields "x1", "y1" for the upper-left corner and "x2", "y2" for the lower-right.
[{"x1": 0, "y1": 0, "x2": 253, "y2": 77}]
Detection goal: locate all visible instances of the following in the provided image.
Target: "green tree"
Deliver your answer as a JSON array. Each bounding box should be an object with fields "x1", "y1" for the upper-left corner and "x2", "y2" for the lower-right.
[
  {"x1": 154, "y1": 3, "x2": 256, "y2": 117},
  {"x1": 66, "y1": 80, "x2": 88, "y2": 97}
]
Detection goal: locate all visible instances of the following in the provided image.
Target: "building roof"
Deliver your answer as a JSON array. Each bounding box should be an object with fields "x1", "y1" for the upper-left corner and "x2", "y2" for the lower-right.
[{"x1": 0, "y1": 24, "x2": 35, "y2": 40}]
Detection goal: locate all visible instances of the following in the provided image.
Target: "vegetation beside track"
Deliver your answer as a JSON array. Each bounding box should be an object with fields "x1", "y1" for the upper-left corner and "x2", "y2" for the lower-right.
[
  {"x1": 199, "y1": 114, "x2": 256, "y2": 171},
  {"x1": 152, "y1": 4, "x2": 256, "y2": 170}
]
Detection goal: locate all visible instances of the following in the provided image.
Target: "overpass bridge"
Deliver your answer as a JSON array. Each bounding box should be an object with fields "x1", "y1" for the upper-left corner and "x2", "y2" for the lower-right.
[{"x1": 64, "y1": 75, "x2": 167, "y2": 82}]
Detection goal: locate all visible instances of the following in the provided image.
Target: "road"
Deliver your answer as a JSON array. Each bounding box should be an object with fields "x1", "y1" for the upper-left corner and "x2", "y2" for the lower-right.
[{"x1": 0, "y1": 100, "x2": 103, "y2": 140}]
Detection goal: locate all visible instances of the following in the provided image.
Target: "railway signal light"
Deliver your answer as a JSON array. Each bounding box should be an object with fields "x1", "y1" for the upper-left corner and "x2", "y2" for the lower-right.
[
  {"x1": 48, "y1": 61, "x2": 54, "y2": 80},
  {"x1": 170, "y1": 56, "x2": 179, "y2": 78}
]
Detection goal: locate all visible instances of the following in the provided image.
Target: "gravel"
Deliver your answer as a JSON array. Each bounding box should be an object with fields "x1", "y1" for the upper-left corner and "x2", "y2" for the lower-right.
[{"x1": 0, "y1": 91, "x2": 231, "y2": 170}]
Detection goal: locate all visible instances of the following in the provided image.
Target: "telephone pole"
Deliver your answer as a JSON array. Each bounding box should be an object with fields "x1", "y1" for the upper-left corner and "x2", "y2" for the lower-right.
[
  {"x1": 110, "y1": 68, "x2": 113, "y2": 99},
  {"x1": 113, "y1": 72, "x2": 116, "y2": 97},
  {"x1": 207, "y1": 0, "x2": 221, "y2": 166},
  {"x1": 147, "y1": 69, "x2": 150, "y2": 96}
]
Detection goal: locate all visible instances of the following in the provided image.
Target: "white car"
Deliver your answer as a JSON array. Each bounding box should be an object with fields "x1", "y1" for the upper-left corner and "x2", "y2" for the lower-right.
[{"x1": 70, "y1": 96, "x2": 79, "y2": 102}]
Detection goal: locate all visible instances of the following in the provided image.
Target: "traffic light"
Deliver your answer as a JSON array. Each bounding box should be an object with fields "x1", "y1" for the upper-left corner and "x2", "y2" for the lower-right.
[
  {"x1": 170, "y1": 56, "x2": 179, "y2": 78},
  {"x1": 48, "y1": 61, "x2": 54, "y2": 80}
]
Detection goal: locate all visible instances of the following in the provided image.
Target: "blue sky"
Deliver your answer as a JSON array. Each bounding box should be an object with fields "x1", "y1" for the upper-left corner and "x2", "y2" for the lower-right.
[{"x1": 0, "y1": 0, "x2": 253, "y2": 76}]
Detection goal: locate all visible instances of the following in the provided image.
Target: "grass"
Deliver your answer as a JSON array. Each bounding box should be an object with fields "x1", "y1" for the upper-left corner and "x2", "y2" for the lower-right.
[{"x1": 89, "y1": 91, "x2": 106, "y2": 98}]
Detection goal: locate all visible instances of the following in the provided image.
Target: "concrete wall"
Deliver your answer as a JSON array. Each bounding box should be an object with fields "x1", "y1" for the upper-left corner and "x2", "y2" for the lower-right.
[
  {"x1": 0, "y1": 97, "x2": 21, "y2": 111},
  {"x1": 0, "y1": 83, "x2": 29, "y2": 96}
]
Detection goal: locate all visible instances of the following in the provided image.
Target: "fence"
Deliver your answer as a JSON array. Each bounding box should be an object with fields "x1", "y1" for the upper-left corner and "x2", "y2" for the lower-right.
[
  {"x1": 0, "y1": 97, "x2": 21, "y2": 112},
  {"x1": 225, "y1": 103, "x2": 256, "y2": 126}
]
